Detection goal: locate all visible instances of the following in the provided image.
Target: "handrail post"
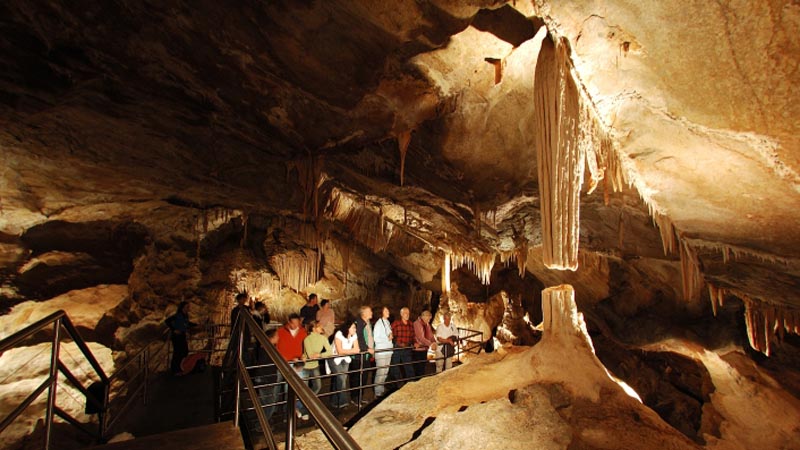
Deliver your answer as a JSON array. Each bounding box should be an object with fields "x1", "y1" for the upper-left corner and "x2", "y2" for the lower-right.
[
  {"x1": 358, "y1": 354, "x2": 363, "y2": 409},
  {"x1": 286, "y1": 388, "x2": 296, "y2": 450},
  {"x1": 44, "y1": 318, "x2": 61, "y2": 450},
  {"x1": 99, "y1": 377, "x2": 110, "y2": 442},
  {"x1": 233, "y1": 320, "x2": 244, "y2": 427}
]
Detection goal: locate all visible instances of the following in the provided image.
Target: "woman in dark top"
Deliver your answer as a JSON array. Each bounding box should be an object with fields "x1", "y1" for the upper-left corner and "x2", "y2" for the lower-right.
[{"x1": 166, "y1": 301, "x2": 196, "y2": 374}]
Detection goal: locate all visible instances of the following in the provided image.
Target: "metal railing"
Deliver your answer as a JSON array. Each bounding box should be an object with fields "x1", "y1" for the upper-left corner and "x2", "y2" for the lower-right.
[
  {"x1": 222, "y1": 311, "x2": 362, "y2": 450},
  {"x1": 0, "y1": 310, "x2": 110, "y2": 449},
  {"x1": 102, "y1": 329, "x2": 170, "y2": 436},
  {"x1": 219, "y1": 319, "x2": 485, "y2": 448}
]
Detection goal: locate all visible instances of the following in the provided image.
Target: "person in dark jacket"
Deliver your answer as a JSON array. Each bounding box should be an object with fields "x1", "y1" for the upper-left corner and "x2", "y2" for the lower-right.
[
  {"x1": 166, "y1": 301, "x2": 197, "y2": 374},
  {"x1": 350, "y1": 305, "x2": 375, "y2": 403},
  {"x1": 299, "y1": 293, "x2": 319, "y2": 325}
]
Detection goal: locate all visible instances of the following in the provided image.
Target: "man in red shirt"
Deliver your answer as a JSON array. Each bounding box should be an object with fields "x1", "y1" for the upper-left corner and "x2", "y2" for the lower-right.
[
  {"x1": 276, "y1": 313, "x2": 310, "y2": 420},
  {"x1": 277, "y1": 313, "x2": 307, "y2": 362},
  {"x1": 390, "y1": 307, "x2": 416, "y2": 386}
]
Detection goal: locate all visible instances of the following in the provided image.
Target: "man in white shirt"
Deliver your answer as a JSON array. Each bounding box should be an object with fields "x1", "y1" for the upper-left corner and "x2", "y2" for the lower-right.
[{"x1": 435, "y1": 312, "x2": 458, "y2": 373}]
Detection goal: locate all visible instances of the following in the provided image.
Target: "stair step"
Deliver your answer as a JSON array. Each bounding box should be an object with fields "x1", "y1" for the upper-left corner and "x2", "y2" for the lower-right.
[{"x1": 89, "y1": 422, "x2": 244, "y2": 450}]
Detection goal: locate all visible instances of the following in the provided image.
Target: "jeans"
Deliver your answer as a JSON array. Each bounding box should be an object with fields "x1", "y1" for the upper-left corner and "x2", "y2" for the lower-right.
[
  {"x1": 329, "y1": 359, "x2": 350, "y2": 407},
  {"x1": 391, "y1": 348, "x2": 414, "y2": 386},
  {"x1": 303, "y1": 367, "x2": 322, "y2": 394},
  {"x1": 349, "y1": 355, "x2": 374, "y2": 402},
  {"x1": 374, "y1": 349, "x2": 393, "y2": 397},
  {"x1": 255, "y1": 373, "x2": 279, "y2": 422}
]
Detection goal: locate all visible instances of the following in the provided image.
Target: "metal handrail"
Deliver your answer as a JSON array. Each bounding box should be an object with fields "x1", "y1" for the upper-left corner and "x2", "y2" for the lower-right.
[
  {"x1": 0, "y1": 310, "x2": 110, "y2": 449},
  {"x1": 227, "y1": 311, "x2": 362, "y2": 450},
  {"x1": 220, "y1": 324, "x2": 485, "y2": 421}
]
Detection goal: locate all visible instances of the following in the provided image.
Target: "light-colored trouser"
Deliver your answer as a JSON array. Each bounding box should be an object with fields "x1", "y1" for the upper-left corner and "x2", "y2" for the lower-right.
[
  {"x1": 374, "y1": 350, "x2": 393, "y2": 396},
  {"x1": 435, "y1": 346, "x2": 452, "y2": 373}
]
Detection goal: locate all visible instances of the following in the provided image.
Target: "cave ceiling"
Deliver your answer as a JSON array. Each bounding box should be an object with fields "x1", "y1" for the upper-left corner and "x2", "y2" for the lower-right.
[{"x1": 0, "y1": 1, "x2": 799, "y2": 323}]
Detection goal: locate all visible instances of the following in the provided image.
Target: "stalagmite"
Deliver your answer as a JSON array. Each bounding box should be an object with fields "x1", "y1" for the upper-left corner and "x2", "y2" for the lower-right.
[
  {"x1": 534, "y1": 35, "x2": 584, "y2": 271},
  {"x1": 397, "y1": 130, "x2": 411, "y2": 186},
  {"x1": 541, "y1": 284, "x2": 591, "y2": 349}
]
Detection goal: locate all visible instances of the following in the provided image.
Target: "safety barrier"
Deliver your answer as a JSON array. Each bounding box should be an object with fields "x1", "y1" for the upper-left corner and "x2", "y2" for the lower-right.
[
  {"x1": 0, "y1": 311, "x2": 110, "y2": 449},
  {"x1": 217, "y1": 317, "x2": 485, "y2": 448}
]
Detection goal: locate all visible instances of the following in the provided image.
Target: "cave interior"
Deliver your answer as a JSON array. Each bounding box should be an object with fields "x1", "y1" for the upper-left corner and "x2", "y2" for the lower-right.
[{"x1": 1, "y1": 1, "x2": 799, "y2": 449}]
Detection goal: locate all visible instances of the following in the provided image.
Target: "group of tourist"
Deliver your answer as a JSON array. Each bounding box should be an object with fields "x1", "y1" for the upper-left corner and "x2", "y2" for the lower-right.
[
  {"x1": 278, "y1": 296, "x2": 463, "y2": 414},
  {"x1": 220, "y1": 292, "x2": 463, "y2": 422}
]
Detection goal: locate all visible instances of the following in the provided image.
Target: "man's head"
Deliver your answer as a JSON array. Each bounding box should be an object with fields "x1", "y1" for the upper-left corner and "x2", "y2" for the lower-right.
[
  {"x1": 254, "y1": 301, "x2": 266, "y2": 313},
  {"x1": 443, "y1": 312, "x2": 452, "y2": 326},
  {"x1": 308, "y1": 293, "x2": 318, "y2": 305},
  {"x1": 400, "y1": 307, "x2": 410, "y2": 321},
  {"x1": 287, "y1": 313, "x2": 302, "y2": 330},
  {"x1": 320, "y1": 299, "x2": 330, "y2": 309},
  {"x1": 235, "y1": 292, "x2": 247, "y2": 306},
  {"x1": 360, "y1": 305, "x2": 373, "y2": 320},
  {"x1": 266, "y1": 328, "x2": 279, "y2": 345},
  {"x1": 420, "y1": 310, "x2": 432, "y2": 322}
]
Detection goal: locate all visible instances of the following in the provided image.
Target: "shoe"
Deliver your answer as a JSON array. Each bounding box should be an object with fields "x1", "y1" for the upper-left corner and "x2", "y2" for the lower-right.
[{"x1": 296, "y1": 410, "x2": 309, "y2": 421}]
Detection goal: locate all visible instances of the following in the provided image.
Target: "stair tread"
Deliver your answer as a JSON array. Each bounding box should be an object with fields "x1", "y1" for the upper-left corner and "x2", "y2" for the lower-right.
[{"x1": 89, "y1": 422, "x2": 245, "y2": 450}]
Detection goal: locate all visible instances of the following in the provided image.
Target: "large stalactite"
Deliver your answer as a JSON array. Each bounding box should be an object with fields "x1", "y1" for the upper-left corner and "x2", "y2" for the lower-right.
[{"x1": 534, "y1": 35, "x2": 584, "y2": 271}]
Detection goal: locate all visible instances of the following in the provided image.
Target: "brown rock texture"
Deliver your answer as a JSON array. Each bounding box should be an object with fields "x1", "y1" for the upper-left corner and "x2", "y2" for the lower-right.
[{"x1": 0, "y1": 1, "x2": 799, "y2": 447}]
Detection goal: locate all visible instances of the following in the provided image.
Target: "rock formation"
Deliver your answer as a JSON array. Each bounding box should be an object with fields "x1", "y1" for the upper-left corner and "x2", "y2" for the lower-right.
[{"x1": 0, "y1": 1, "x2": 798, "y2": 447}]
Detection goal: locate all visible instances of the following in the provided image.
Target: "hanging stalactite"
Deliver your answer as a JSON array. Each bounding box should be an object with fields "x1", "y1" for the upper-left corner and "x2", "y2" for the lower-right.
[
  {"x1": 397, "y1": 130, "x2": 412, "y2": 186},
  {"x1": 269, "y1": 248, "x2": 320, "y2": 293},
  {"x1": 678, "y1": 238, "x2": 703, "y2": 301},
  {"x1": 452, "y1": 250, "x2": 496, "y2": 285},
  {"x1": 327, "y1": 188, "x2": 393, "y2": 253},
  {"x1": 534, "y1": 35, "x2": 584, "y2": 271}
]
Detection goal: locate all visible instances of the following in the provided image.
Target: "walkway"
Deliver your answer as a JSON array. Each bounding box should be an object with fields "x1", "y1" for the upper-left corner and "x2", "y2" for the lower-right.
[{"x1": 88, "y1": 422, "x2": 243, "y2": 450}]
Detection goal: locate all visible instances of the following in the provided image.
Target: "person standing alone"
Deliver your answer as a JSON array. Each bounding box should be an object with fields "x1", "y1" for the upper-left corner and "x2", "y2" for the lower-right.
[{"x1": 166, "y1": 301, "x2": 196, "y2": 375}]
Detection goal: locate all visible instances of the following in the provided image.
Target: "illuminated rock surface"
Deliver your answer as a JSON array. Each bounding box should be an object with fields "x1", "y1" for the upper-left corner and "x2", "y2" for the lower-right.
[{"x1": 0, "y1": 1, "x2": 798, "y2": 447}]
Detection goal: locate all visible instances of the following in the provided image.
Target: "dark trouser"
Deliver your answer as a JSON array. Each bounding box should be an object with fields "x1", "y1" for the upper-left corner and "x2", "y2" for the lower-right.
[
  {"x1": 391, "y1": 348, "x2": 415, "y2": 386},
  {"x1": 412, "y1": 350, "x2": 428, "y2": 378},
  {"x1": 170, "y1": 333, "x2": 188, "y2": 373},
  {"x1": 349, "y1": 355, "x2": 374, "y2": 402}
]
